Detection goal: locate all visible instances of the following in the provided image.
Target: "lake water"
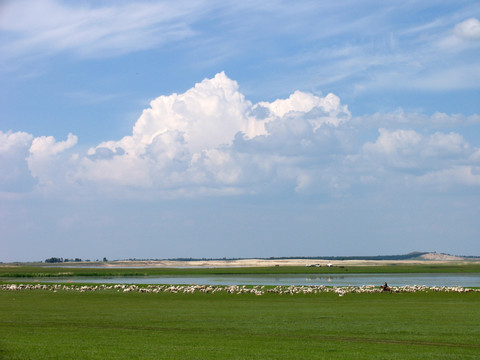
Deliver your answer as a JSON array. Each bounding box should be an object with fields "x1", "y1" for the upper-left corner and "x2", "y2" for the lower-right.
[{"x1": 40, "y1": 273, "x2": 480, "y2": 287}]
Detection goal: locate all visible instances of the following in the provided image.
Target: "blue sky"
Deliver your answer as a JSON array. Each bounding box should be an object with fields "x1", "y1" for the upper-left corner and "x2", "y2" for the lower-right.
[{"x1": 1, "y1": 0, "x2": 480, "y2": 262}]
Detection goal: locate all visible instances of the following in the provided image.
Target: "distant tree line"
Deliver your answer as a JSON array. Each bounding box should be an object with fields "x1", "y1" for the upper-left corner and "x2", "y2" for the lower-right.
[
  {"x1": 44, "y1": 257, "x2": 108, "y2": 263},
  {"x1": 44, "y1": 257, "x2": 85, "y2": 263}
]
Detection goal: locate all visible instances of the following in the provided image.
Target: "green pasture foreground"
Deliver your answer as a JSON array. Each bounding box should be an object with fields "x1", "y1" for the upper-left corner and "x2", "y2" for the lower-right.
[
  {"x1": 2, "y1": 263, "x2": 480, "y2": 278},
  {"x1": 0, "y1": 290, "x2": 479, "y2": 359}
]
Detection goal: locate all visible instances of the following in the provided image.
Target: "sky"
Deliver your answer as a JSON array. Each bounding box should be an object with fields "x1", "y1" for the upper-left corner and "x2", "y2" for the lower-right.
[{"x1": 1, "y1": 0, "x2": 480, "y2": 262}]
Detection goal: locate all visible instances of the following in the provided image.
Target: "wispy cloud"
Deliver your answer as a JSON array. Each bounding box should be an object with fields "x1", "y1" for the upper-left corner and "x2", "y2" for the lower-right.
[
  {"x1": 0, "y1": 0, "x2": 208, "y2": 63},
  {"x1": 64, "y1": 91, "x2": 119, "y2": 104},
  {"x1": 2, "y1": 0, "x2": 480, "y2": 95}
]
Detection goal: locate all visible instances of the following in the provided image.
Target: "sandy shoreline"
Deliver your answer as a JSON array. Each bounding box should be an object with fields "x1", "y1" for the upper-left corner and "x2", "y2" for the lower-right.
[{"x1": 101, "y1": 258, "x2": 480, "y2": 268}]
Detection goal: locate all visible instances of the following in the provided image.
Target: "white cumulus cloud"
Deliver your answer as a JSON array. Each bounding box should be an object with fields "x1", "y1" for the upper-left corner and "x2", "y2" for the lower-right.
[
  {"x1": 1, "y1": 73, "x2": 479, "y2": 198},
  {"x1": 27, "y1": 133, "x2": 78, "y2": 186},
  {"x1": 132, "y1": 72, "x2": 256, "y2": 153},
  {"x1": 454, "y1": 18, "x2": 480, "y2": 40},
  {"x1": 0, "y1": 130, "x2": 33, "y2": 153},
  {"x1": 0, "y1": 130, "x2": 35, "y2": 192},
  {"x1": 362, "y1": 129, "x2": 472, "y2": 170},
  {"x1": 79, "y1": 72, "x2": 352, "y2": 194}
]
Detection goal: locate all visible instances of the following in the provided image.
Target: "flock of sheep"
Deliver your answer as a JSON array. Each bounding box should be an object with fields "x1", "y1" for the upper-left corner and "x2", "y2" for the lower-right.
[{"x1": 2, "y1": 283, "x2": 478, "y2": 296}]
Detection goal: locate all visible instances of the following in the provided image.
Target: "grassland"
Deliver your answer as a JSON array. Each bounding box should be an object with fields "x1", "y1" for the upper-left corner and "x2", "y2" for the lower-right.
[
  {"x1": 0, "y1": 289, "x2": 479, "y2": 359},
  {"x1": 2, "y1": 262, "x2": 480, "y2": 279},
  {"x1": 1, "y1": 262, "x2": 478, "y2": 359}
]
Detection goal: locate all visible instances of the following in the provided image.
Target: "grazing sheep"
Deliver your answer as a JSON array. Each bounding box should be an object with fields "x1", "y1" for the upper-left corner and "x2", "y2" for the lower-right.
[{"x1": 1, "y1": 283, "x2": 478, "y2": 296}]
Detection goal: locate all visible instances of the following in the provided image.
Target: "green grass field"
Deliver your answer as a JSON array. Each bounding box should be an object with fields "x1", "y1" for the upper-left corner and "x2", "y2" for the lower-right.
[
  {"x1": 2, "y1": 263, "x2": 480, "y2": 278},
  {"x1": 1, "y1": 289, "x2": 479, "y2": 359}
]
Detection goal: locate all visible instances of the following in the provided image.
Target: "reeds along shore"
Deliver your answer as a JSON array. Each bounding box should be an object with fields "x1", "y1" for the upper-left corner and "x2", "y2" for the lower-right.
[{"x1": 2, "y1": 283, "x2": 478, "y2": 296}]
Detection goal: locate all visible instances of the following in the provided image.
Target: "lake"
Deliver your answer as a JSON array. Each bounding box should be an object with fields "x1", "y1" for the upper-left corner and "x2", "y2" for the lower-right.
[{"x1": 40, "y1": 273, "x2": 480, "y2": 287}]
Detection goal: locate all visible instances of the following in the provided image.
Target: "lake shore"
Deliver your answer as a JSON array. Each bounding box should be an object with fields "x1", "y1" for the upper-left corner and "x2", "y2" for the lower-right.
[{"x1": 99, "y1": 258, "x2": 480, "y2": 268}]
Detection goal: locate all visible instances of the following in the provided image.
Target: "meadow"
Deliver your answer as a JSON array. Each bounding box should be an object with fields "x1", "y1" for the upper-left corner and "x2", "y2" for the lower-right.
[
  {"x1": 1, "y1": 263, "x2": 479, "y2": 359},
  {"x1": 2, "y1": 262, "x2": 480, "y2": 279},
  {"x1": 1, "y1": 287, "x2": 479, "y2": 359}
]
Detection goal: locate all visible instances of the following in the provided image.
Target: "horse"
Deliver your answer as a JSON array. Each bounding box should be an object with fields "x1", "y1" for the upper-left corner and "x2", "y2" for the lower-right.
[{"x1": 380, "y1": 284, "x2": 391, "y2": 292}]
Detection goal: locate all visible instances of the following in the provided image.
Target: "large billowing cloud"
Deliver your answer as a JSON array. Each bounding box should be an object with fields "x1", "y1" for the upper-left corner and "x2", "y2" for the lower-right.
[
  {"x1": 1, "y1": 73, "x2": 479, "y2": 198},
  {"x1": 78, "y1": 72, "x2": 353, "y2": 195}
]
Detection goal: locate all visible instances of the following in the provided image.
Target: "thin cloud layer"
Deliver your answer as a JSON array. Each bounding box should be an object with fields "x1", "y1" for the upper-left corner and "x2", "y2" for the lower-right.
[
  {"x1": 1, "y1": 73, "x2": 479, "y2": 198},
  {"x1": 2, "y1": 1, "x2": 479, "y2": 98},
  {"x1": 0, "y1": 0, "x2": 205, "y2": 62}
]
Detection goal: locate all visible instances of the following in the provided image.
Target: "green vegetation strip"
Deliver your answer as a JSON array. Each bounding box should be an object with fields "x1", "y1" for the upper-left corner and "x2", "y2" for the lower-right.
[
  {"x1": 0, "y1": 289, "x2": 478, "y2": 359},
  {"x1": 2, "y1": 263, "x2": 480, "y2": 278}
]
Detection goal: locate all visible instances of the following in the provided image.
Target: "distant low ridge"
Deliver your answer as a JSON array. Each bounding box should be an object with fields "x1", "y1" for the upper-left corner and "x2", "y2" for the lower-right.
[{"x1": 158, "y1": 251, "x2": 479, "y2": 262}]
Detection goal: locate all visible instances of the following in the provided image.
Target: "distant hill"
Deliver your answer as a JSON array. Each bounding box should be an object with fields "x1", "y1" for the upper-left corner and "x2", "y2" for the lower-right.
[{"x1": 419, "y1": 252, "x2": 472, "y2": 261}]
